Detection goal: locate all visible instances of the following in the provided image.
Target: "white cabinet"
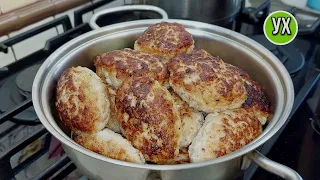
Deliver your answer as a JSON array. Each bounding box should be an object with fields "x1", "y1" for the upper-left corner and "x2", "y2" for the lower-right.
[{"x1": 8, "y1": 17, "x2": 58, "y2": 60}]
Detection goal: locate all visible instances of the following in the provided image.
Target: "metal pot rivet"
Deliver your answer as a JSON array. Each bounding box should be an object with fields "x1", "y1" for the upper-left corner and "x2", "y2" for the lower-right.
[{"x1": 146, "y1": 172, "x2": 162, "y2": 180}]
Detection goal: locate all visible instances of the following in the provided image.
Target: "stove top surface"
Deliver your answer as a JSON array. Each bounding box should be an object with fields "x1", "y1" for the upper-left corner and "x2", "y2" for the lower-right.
[
  {"x1": 244, "y1": 34, "x2": 320, "y2": 179},
  {"x1": 249, "y1": 35, "x2": 305, "y2": 75},
  {"x1": 252, "y1": 86, "x2": 320, "y2": 180}
]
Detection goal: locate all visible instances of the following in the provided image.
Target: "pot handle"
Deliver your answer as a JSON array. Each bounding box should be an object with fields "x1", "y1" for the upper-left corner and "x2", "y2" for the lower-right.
[
  {"x1": 89, "y1": 5, "x2": 168, "y2": 30},
  {"x1": 247, "y1": 150, "x2": 303, "y2": 180}
]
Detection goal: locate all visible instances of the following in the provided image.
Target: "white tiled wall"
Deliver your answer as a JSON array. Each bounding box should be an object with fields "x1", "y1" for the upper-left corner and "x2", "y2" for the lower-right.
[
  {"x1": 9, "y1": 17, "x2": 58, "y2": 60},
  {"x1": 54, "y1": 2, "x2": 94, "y2": 34},
  {"x1": 0, "y1": 0, "x2": 124, "y2": 68},
  {"x1": 0, "y1": 36, "x2": 15, "y2": 67},
  {"x1": 55, "y1": 0, "x2": 124, "y2": 34}
]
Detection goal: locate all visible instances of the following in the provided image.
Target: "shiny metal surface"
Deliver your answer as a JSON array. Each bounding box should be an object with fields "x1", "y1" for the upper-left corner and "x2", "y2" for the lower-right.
[
  {"x1": 248, "y1": 151, "x2": 303, "y2": 180},
  {"x1": 32, "y1": 19, "x2": 296, "y2": 180},
  {"x1": 130, "y1": 0, "x2": 242, "y2": 25},
  {"x1": 89, "y1": 5, "x2": 168, "y2": 30}
]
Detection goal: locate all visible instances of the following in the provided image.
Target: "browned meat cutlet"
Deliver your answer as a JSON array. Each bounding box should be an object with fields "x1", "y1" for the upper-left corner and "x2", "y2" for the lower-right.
[
  {"x1": 189, "y1": 109, "x2": 262, "y2": 162},
  {"x1": 169, "y1": 89, "x2": 204, "y2": 147},
  {"x1": 55, "y1": 66, "x2": 110, "y2": 134},
  {"x1": 242, "y1": 81, "x2": 270, "y2": 125},
  {"x1": 105, "y1": 87, "x2": 121, "y2": 133},
  {"x1": 225, "y1": 63, "x2": 270, "y2": 125},
  {"x1": 74, "y1": 128, "x2": 145, "y2": 163},
  {"x1": 116, "y1": 76, "x2": 181, "y2": 164},
  {"x1": 134, "y1": 22, "x2": 194, "y2": 61},
  {"x1": 166, "y1": 148, "x2": 190, "y2": 164},
  {"x1": 94, "y1": 48, "x2": 169, "y2": 89},
  {"x1": 168, "y1": 49, "x2": 247, "y2": 113}
]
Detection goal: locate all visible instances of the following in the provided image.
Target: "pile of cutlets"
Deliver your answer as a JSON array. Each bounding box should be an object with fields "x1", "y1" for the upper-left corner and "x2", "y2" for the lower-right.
[{"x1": 55, "y1": 22, "x2": 270, "y2": 164}]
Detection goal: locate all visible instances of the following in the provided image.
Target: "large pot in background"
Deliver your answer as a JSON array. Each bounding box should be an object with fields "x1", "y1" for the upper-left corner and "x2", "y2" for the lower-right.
[
  {"x1": 128, "y1": 0, "x2": 243, "y2": 26},
  {"x1": 32, "y1": 5, "x2": 302, "y2": 180}
]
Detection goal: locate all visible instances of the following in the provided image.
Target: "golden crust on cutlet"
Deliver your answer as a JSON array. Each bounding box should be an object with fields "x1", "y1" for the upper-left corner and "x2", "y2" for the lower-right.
[
  {"x1": 225, "y1": 64, "x2": 270, "y2": 125},
  {"x1": 105, "y1": 87, "x2": 121, "y2": 133},
  {"x1": 242, "y1": 80, "x2": 270, "y2": 125},
  {"x1": 55, "y1": 66, "x2": 110, "y2": 134},
  {"x1": 94, "y1": 48, "x2": 169, "y2": 89},
  {"x1": 116, "y1": 76, "x2": 181, "y2": 164},
  {"x1": 169, "y1": 89, "x2": 204, "y2": 148},
  {"x1": 168, "y1": 49, "x2": 247, "y2": 113},
  {"x1": 189, "y1": 109, "x2": 262, "y2": 162},
  {"x1": 166, "y1": 148, "x2": 190, "y2": 164},
  {"x1": 74, "y1": 129, "x2": 145, "y2": 163},
  {"x1": 134, "y1": 22, "x2": 194, "y2": 60}
]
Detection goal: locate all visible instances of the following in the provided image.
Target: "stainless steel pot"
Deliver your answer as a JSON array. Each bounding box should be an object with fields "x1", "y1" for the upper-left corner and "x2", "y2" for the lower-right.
[
  {"x1": 128, "y1": 0, "x2": 243, "y2": 25},
  {"x1": 32, "y1": 5, "x2": 302, "y2": 180}
]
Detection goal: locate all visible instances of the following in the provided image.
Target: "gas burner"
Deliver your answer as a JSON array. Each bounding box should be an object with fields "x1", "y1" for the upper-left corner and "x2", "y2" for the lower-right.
[
  {"x1": 16, "y1": 64, "x2": 41, "y2": 98},
  {"x1": 249, "y1": 35, "x2": 305, "y2": 76},
  {"x1": 0, "y1": 64, "x2": 41, "y2": 124}
]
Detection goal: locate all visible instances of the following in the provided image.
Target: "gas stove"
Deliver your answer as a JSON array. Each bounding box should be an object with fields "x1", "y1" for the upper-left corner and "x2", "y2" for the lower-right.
[{"x1": 0, "y1": 0, "x2": 320, "y2": 179}]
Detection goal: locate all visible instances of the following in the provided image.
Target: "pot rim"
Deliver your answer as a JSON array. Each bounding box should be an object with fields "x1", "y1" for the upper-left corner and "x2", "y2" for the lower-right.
[{"x1": 32, "y1": 19, "x2": 294, "y2": 170}]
